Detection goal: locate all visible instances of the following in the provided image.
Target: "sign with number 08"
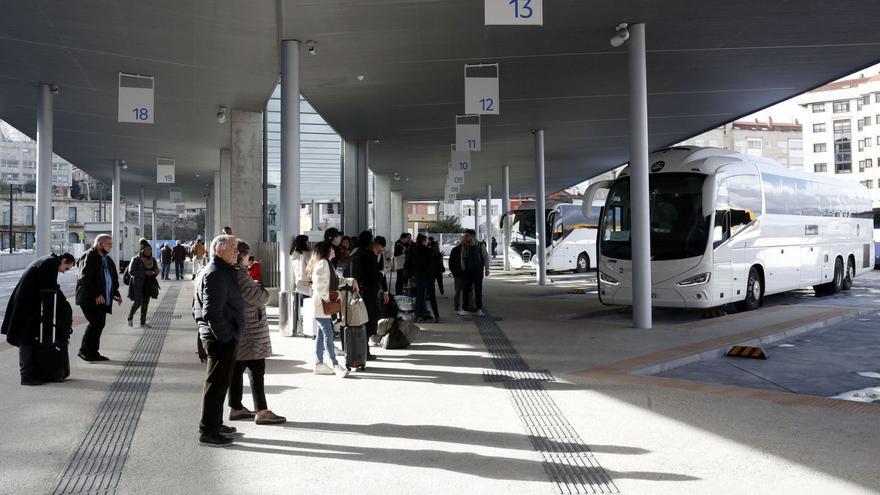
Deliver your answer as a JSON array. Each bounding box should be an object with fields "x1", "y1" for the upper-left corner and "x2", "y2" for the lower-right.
[
  {"x1": 464, "y1": 64, "x2": 500, "y2": 116},
  {"x1": 484, "y1": 0, "x2": 542, "y2": 26}
]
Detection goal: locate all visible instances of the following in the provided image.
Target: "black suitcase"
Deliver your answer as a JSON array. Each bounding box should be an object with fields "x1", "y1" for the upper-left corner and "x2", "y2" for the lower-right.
[
  {"x1": 339, "y1": 289, "x2": 368, "y2": 371},
  {"x1": 36, "y1": 289, "x2": 71, "y2": 382}
]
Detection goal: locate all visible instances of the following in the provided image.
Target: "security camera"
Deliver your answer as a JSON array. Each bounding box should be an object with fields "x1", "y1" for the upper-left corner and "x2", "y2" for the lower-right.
[
  {"x1": 306, "y1": 40, "x2": 317, "y2": 56},
  {"x1": 216, "y1": 106, "x2": 228, "y2": 124},
  {"x1": 610, "y1": 23, "x2": 630, "y2": 48},
  {"x1": 49, "y1": 84, "x2": 59, "y2": 95},
  {"x1": 120, "y1": 160, "x2": 128, "y2": 170}
]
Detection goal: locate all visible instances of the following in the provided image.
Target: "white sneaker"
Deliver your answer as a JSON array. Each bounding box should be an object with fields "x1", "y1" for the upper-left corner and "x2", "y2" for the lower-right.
[
  {"x1": 333, "y1": 364, "x2": 350, "y2": 378},
  {"x1": 475, "y1": 309, "x2": 487, "y2": 317},
  {"x1": 314, "y1": 363, "x2": 334, "y2": 375},
  {"x1": 457, "y1": 309, "x2": 473, "y2": 316}
]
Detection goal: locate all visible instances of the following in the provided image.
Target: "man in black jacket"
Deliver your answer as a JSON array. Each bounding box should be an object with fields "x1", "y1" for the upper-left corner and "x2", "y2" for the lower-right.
[
  {"x1": 76, "y1": 235, "x2": 122, "y2": 362},
  {"x1": 393, "y1": 233, "x2": 412, "y2": 295},
  {"x1": 1, "y1": 253, "x2": 75, "y2": 385},
  {"x1": 193, "y1": 234, "x2": 244, "y2": 447},
  {"x1": 448, "y1": 238, "x2": 465, "y2": 312},
  {"x1": 172, "y1": 240, "x2": 187, "y2": 280},
  {"x1": 405, "y1": 234, "x2": 440, "y2": 322},
  {"x1": 346, "y1": 231, "x2": 390, "y2": 359}
]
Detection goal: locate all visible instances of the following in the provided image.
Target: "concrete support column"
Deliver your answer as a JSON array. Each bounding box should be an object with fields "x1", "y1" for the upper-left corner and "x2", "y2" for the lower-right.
[
  {"x1": 219, "y1": 149, "x2": 232, "y2": 231},
  {"x1": 278, "y1": 39, "x2": 301, "y2": 336},
  {"x1": 628, "y1": 23, "x2": 652, "y2": 329},
  {"x1": 310, "y1": 200, "x2": 319, "y2": 231},
  {"x1": 230, "y1": 110, "x2": 263, "y2": 245},
  {"x1": 342, "y1": 139, "x2": 369, "y2": 235},
  {"x1": 502, "y1": 166, "x2": 511, "y2": 271},
  {"x1": 213, "y1": 172, "x2": 221, "y2": 235},
  {"x1": 151, "y1": 198, "x2": 157, "y2": 252},
  {"x1": 373, "y1": 173, "x2": 392, "y2": 240},
  {"x1": 205, "y1": 191, "x2": 212, "y2": 242},
  {"x1": 111, "y1": 161, "x2": 121, "y2": 263},
  {"x1": 533, "y1": 129, "x2": 547, "y2": 286},
  {"x1": 35, "y1": 83, "x2": 53, "y2": 256},
  {"x1": 138, "y1": 187, "x2": 145, "y2": 238},
  {"x1": 390, "y1": 191, "x2": 404, "y2": 239},
  {"x1": 485, "y1": 184, "x2": 493, "y2": 253}
]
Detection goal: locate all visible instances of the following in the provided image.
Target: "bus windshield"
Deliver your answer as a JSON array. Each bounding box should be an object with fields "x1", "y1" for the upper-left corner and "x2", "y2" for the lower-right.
[
  {"x1": 508, "y1": 209, "x2": 553, "y2": 244},
  {"x1": 600, "y1": 173, "x2": 710, "y2": 261}
]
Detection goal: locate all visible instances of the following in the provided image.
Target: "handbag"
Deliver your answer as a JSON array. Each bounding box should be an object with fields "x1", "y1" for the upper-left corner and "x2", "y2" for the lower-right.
[
  {"x1": 346, "y1": 292, "x2": 370, "y2": 327},
  {"x1": 321, "y1": 290, "x2": 341, "y2": 315}
]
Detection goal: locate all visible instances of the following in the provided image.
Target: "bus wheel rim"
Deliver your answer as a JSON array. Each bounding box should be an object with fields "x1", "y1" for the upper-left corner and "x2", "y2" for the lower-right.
[{"x1": 752, "y1": 278, "x2": 761, "y2": 300}]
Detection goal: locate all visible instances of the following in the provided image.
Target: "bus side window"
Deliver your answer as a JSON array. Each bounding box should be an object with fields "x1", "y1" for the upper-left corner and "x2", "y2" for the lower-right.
[{"x1": 714, "y1": 180, "x2": 730, "y2": 248}]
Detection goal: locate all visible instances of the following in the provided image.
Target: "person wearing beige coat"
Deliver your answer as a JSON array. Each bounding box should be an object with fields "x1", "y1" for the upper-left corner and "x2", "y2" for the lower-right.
[
  {"x1": 227, "y1": 240, "x2": 285, "y2": 425},
  {"x1": 309, "y1": 241, "x2": 357, "y2": 377}
]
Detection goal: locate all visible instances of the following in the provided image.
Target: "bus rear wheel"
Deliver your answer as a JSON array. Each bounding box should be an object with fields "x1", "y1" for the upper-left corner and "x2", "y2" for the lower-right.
[
  {"x1": 736, "y1": 266, "x2": 762, "y2": 312},
  {"x1": 815, "y1": 257, "x2": 844, "y2": 295},
  {"x1": 575, "y1": 253, "x2": 589, "y2": 273},
  {"x1": 841, "y1": 257, "x2": 855, "y2": 291}
]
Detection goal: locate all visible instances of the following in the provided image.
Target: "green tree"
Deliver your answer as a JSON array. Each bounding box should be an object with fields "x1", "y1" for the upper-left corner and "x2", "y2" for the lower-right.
[
  {"x1": 429, "y1": 215, "x2": 464, "y2": 233},
  {"x1": 23, "y1": 180, "x2": 36, "y2": 193}
]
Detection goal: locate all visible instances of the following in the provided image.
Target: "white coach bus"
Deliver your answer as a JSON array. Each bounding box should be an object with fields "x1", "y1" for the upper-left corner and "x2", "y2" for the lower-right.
[
  {"x1": 595, "y1": 147, "x2": 873, "y2": 311},
  {"x1": 502, "y1": 201, "x2": 599, "y2": 272}
]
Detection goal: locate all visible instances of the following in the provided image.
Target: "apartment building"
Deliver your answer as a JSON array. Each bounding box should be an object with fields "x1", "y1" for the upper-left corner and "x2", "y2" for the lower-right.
[{"x1": 678, "y1": 119, "x2": 803, "y2": 169}]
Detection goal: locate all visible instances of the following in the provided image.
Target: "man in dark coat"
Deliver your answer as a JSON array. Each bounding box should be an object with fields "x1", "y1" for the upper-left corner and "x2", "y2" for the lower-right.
[
  {"x1": 193, "y1": 234, "x2": 245, "y2": 447},
  {"x1": 405, "y1": 234, "x2": 440, "y2": 322},
  {"x1": 172, "y1": 240, "x2": 187, "y2": 280},
  {"x1": 160, "y1": 242, "x2": 173, "y2": 280},
  {"x1": 1, "y1": 253, "x2": 75, "y2": 385},
  {"x1": 346, "y1": 231, "x2": 390, "y2": 360},
  {"x1": 76, "y1": 234, "x2": 122, "y2": 362}
]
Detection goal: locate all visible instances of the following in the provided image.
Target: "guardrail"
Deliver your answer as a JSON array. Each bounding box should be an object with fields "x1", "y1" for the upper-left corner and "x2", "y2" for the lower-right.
[{"x1": 0, "y1": 252, "x2": 37, "y2": 271}]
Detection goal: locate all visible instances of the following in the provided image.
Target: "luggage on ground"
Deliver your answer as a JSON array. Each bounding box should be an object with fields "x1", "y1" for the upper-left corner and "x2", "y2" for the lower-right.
[
  {"x1": 301, "y1": 296, "x2": 316, "y2": 337},
  {"x1": 394, "y1": 295, "x2": 416, "y2": 321},
  {"x1": 36, "y1": 289, "x2": 71, "y2": 382},
  {"x1": 343, "y1": 325, "x2": 368, "y2": 370}
]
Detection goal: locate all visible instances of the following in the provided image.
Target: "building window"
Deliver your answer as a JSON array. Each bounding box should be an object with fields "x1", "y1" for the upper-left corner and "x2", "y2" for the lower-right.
[
  {"x1": 813, "y1": 143, "x2": 826, "y2": 152},
  {"x1": 746, "y1": 138, "x2": 763, "y2": 156},
  {"x1": 859, "y1": 160, "x2": 866, "y2": 172},
  {"x1": 867, "y1": 158, "x2": 874, "y2": 168},
  {"x1": 875, "y1": 93, "x2": 880, "y2": 104},
  {"x1": 833, "y1": 100, "x2": 850, "y2": 113},
  {"x1": 94, "y1": 208, "x2": 101, "y2": 222},
  {"x1": 866, "y1": 116, "x2": 873, "y2": 127},
  {"x1": 812, "y1": 103, "x2": 825, "y2": 113},
  {"x1": 2, "y1": 208, "x2": 10, "y2": 225},
  {"x1": 68, "y1": 207, "x2": 77, "y2": 223},
  {"x1": 833, "y1": 119, "x2": 852, "y2": 174},
  {"x1": 812, "y1": 123, "x2": 826, "y2": 133},
  {"x1": 24, "y1": 206, "x2": 33, "y2": 226},
  {"x1": 860, "y1": 180, "x2": 874, "y2": 189},
  {"x1": 876, "y1": 115, "x2": 880, "y2": 125},
  {"x1": 814, "y1": 163, "x2": 827, "y2": 172},
  {"x1": 858, "y1": 120, "x2": 865, "y2": 132},
  {"x1": 51, "y1": 207, "x2": 55, "y2": 220},
  {"x1": 427, "y1": 204, "x2": 436, "y2": 215}
]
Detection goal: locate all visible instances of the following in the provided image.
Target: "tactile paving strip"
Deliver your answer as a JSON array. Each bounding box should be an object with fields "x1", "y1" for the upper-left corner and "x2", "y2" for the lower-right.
[
  {"x1": 474, "y1": 317, "x2": 619, "y2": 495},
  {"x1": 52, "y1": 285, "x2": 182, "y2": 495}
]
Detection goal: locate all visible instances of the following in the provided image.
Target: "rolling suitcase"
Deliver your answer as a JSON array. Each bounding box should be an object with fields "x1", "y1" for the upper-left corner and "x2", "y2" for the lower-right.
[
  {"x1": 340, "y1": 289, "x2": 368, "y2": 371},
  {"x1": 36, "y1": 289, "x2": 71, "y2": 382}
]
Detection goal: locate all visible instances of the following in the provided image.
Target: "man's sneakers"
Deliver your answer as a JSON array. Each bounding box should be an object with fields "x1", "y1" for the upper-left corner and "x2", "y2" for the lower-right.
[
  {"x1": 255, "y1": 410, "x2": 287, "y2": 425},
  {"x1": 313, "y1": 363, "x2": 335, "y2": 375},
  {"x1": 229, "y1": 407, "x2": 255, "y2": 421},
  {"x1": 217, "y1": 425, "x2": 238, "y2": 437},
  {"x1": 333, "y1": 363, "x2": 350, "y2": 378},
  {"x1": 140, "y1": 322, "x2": 151, "y2": 329},
  {"x1": 127, "y1": 318, "x2": 133, "y2": 327},
  {"x1": 475, "y1": 309, "x2": 487, "y2": 317},
  {"x1": 20, "y1": 376, "x2": 44, "y2": 386},
  {"x1": 199, "y1": 431, "x2": 233, "y2": 447},
  {"x1": 456, "y1": 309, "x2": 473, "y2": 316}
]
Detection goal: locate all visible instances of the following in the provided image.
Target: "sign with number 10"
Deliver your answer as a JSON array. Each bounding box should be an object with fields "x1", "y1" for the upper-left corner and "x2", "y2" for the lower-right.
[
  {"x1": 484, "y1": 0, "x2": 543, "y2": 26},
  {"x1": 451, "y1": 149, "x2": 472, "y2": 172}
]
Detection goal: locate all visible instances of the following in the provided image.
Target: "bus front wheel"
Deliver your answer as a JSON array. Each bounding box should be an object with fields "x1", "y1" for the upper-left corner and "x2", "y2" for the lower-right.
[
  {"x1": 737, "y1": 266, "x2": 763, "y2": 312},
  {"x1": 575, "y1": 253, "x2": 589, "y2": 273}
]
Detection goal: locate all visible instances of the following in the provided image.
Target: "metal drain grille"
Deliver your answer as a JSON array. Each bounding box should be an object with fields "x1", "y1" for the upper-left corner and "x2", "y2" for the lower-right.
[
  {"x1": 474, "y1": 317, "x2": 619, "y2": 495},
  {"x1": 52, "y1": 285, "x2": 182, "y2": 495}
]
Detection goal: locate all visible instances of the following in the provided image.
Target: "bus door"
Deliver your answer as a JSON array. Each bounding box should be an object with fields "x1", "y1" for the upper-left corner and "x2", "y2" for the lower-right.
[{"x1": 712, "y1": 179, "x2": 733, "y2": 303}]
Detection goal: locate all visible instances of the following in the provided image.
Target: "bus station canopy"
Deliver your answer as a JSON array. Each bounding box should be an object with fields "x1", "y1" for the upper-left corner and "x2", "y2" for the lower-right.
[{"x1": 1, "y1": 1, "x2": 879, "y2": 202}]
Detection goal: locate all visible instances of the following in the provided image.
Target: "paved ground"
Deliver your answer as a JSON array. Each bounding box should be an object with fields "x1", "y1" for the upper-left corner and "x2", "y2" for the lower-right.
[{"x1": 0, "y1": 265, "x2": 878, "y2": 494}]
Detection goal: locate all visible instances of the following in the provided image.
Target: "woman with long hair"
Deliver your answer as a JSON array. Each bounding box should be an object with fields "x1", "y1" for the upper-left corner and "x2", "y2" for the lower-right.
[
  {"x1": 308, "y1": 241, "x2": 356, "y2": 377},
  {"x1": 290, "y1": 234, "x2": 311, "y2": 334},
  {"x1": 126, "y1": 239, "x2": 159, "y2": 328}
]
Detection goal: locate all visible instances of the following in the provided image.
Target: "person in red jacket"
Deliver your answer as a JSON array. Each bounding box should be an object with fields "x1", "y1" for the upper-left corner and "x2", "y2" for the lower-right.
[{"x1": 246, "y1": 254, "x2": 262, "y2": 286}]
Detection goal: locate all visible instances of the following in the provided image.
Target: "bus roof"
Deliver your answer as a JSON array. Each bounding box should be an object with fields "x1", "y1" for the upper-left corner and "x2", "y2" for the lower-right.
[{"x1": 617, "y1": 146, "x2": 868, "y2": 192}]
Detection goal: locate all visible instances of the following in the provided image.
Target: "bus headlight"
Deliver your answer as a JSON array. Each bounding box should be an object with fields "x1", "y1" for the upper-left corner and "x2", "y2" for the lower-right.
[
  {"x1": 676, "y1": 273, "x2": 711, "y2": 287},
  {"x1": 599, "y1": 271, "x2": 619, "y2": 285}
]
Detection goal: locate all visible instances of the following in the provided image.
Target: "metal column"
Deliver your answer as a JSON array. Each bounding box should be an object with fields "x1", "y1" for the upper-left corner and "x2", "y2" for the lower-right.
[
  {"x1": 151, "y1": 198, "x2": 157, "y2": 252},
  {"x1": 311, "y1": 200, "x2": 319, "y2": 230},
  {"x1": 35, "y1": 83, "x2": 53, "y2": 256},
  {"x1": 138, "y1": 187, "x2": 145, "y2": 238},
  {"x1": 533, "y1": 130, "x2": 547, "y2": 286},
  {"x1": 485, "y1": 184, "x2": 493, "y2": 255},
  {"x1": 111, "y1": 161, "x2": 121, "y2": 263},
  {"x1": 502, "y1": 166, "x2": 511, "y2": 271},
  {"x1": 628, "y1": 23, "x2": 652, "y2": 329},
  {"x1": 278, "y1": 39, "x2": 301, "y2": 336}
]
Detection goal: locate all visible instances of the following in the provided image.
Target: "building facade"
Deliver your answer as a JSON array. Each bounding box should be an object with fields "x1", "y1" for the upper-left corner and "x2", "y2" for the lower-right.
[
  {"x1": 678, "y1": 119, "x2": 803, "y2": 169},
  {"x1": 796, "y1": 74, "x2": 880, "y2": 205},
  {"x1": 0, "y1": 121, "x2": 74, "y2": 197}
]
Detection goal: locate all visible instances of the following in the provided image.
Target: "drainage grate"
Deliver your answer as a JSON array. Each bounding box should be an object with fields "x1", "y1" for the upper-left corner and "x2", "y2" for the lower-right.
[
  {"x1": 52, "y1": 284, "x2": 182, "y2": 495},
  {"x1": 474, "y1": 317, "x2": 619, "y2": 495}
]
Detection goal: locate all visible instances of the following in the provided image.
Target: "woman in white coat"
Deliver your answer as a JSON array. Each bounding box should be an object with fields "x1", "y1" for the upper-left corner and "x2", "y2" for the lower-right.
[
  {"x1": 290, "y1": 235, "x2": 311, "y2": 334},
  {"x1": 308, "y1": 241, "x2": 357, "y2": 377}
]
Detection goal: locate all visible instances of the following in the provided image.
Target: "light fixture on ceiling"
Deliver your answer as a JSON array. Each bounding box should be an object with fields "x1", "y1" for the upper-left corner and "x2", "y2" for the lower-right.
[
  {"x1": 119, "y1": 160, "x2": 128, "y2": 170},
  {"x1": 393, "y1": 172, "x2": 401, "y2": 181},
  {"x1": 610, "y1": 23, "x2": 630, "y2": 48},
  {"x1": 216, "y1": 106, "x2": 228, "y2": 124},
  {"x1": 196, "y1": 173, "x2": 200, "y2": 178},
  {"x1": 356, "y1": 74, "x2": 365, "y2": 81},
  {"x1": 372, "y1": 138, "x2": 380, "y2": 144},
  {"x1": 306, "y1": 40, "x2": 317, "y2": 56}
]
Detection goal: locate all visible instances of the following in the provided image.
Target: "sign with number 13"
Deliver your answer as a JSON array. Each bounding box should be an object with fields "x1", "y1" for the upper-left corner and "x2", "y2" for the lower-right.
[{"x1": 484, "y1": 0, "x2": 543, "y2": 26}]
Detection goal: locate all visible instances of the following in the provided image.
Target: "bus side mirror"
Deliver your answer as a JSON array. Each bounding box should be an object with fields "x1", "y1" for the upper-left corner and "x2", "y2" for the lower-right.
[{"x1": 582, "y1": 180, "x2": 613, "y2": 223}]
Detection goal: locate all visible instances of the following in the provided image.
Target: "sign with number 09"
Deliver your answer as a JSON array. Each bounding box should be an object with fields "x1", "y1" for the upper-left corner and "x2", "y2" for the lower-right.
[
  {"x1": 464, "y1": 64, "x2": 500, "y2": 115},
  {"x1": 118, "y1": 72, "x2": 154, "y2": 124},
  {"x1": 484, "y1": 0, "x2": 542, "y2": 26}
]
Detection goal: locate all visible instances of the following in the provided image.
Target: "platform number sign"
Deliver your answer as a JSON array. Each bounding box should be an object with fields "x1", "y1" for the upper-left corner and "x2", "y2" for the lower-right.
[
  {"x1": 484, "y1": 0, "x2": 542, "y2": 26},
  {"x1": 464, "y1": 64, "x2": 500, "y2": 116},
  {"x1": 456, "y1": 115, "x2": 481, "y2": 151},
  {"x1": 118, "y1": 73, "x2": 154, "y2": 124},
  {"x1": 451, "y1": 149, "x2": 472, "y2": 172}
]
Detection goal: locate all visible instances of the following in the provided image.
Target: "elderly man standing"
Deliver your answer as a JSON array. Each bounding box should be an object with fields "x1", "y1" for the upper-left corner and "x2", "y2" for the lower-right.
[
  {"x1": 193, "y1": 234, "x2": 245, "y2": 447},
  {"x1": 76, "y1": 234, "x2": 122, "y2": 362}
]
